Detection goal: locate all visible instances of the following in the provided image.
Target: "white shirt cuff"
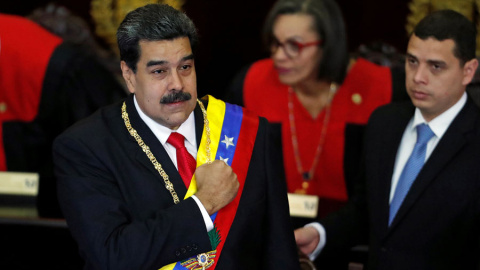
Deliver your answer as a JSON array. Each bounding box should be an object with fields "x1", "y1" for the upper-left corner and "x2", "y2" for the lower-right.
[
  {"x1": 305, "y1": 222, "x2": 326, "y2": 261},
  {"x1": 191, "y1": 195, "x2": 214, "y2": 232}
]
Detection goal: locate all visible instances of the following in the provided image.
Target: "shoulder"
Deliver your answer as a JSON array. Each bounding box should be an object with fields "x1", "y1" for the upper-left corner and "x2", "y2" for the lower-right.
[
  {"x1": 248, "y1": 58, "x2": 274, "y2": 71},
  {"x1": 245, "y1": 58, "x2": 278, "y2": 84},
  {"x1": 242, "y1": 59, "x2": 287, "y2": 114},
  {"x1": 56, "y1": 99, "x2": 123, "y2": 143},
  {"x1": 369, "y1": 101, "x2": 414, "y2": 126},
  {"x1": 347, "y1": 58, "x2": 391, "y2": 85},
  {"x1": 343, "y1": 58, "x2": 393, "y2": 102}
]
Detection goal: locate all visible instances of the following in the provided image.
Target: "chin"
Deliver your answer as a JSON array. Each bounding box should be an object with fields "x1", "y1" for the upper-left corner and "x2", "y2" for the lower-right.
[{"x1": 278, "y1": 76, "x2": 297, "y2": 86}]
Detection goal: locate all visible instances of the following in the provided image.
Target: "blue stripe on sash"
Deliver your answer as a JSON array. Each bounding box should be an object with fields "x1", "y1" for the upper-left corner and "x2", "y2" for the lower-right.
[{"x1": 214, "y1": 103, "x2": 243, "y2": 166}]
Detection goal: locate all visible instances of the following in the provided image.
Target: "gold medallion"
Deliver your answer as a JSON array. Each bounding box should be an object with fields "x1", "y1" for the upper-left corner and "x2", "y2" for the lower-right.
[{"x1": 197, "y1": 253, "x2": 209, "y2": 270}]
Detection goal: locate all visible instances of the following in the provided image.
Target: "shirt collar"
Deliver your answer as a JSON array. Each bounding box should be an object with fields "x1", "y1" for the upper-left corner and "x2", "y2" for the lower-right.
[
  {"x1": 133, "y1": 95, "x2": 197, "y2": 147},
  {"x1": 411, "y1": 92, "x2": 467, "y2": 138}
]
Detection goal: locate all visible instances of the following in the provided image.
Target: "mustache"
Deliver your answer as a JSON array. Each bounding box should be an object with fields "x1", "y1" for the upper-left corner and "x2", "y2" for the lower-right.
[{"x1": 160, "y1": 91, "x2": 192, "y2": 104}]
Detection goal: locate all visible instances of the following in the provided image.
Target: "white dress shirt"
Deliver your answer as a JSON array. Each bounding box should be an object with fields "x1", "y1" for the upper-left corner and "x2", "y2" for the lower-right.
[
  {"x1": 389, "y1": 93, "x2": 466, "y2": 201},
  {"x1": 134, "y1": 96, "x2": 214, "y2": 232},
  {"x1": 307, "y1": 92, "x2": 467, "y2": 261}
]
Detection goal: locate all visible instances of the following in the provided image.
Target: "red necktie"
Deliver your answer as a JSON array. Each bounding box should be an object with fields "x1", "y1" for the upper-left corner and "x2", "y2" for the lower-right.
[{"x1": 167, "y1": 132, "x2": 196, "y2": 188}]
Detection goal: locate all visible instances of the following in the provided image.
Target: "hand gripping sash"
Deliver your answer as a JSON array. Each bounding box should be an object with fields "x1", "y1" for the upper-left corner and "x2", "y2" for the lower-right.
[{"x1": 160, "y1": 95, "x2": 259, "y2": 270}]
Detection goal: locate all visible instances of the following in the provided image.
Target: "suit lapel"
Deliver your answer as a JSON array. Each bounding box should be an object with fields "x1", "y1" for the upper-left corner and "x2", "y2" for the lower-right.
[
  {"x1": 387, "y1": 98, "x2": 479, "y2": 231},
  {"x1": 374, "y1": 103, "x2": 415, "y2": 238},
  {"x1": 124, "y1": 94, "x2": 188, "y2": 199}
]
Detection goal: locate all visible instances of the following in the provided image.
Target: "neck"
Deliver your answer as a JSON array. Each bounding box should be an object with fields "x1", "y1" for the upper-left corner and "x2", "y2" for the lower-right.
[{"x1": 292, "y1": 80, "x2": 337, "y2": 119}]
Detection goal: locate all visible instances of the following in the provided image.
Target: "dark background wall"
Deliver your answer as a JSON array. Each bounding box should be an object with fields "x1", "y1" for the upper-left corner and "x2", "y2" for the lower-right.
[{"x1": 0, "y1": 0, "x2": 410, "y2": 101}]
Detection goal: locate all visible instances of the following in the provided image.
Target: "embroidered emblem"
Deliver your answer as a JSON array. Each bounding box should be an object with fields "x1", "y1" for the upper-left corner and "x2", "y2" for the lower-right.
[{"x1": 180, "y1": 250, "x2": 217, "y2": 269}]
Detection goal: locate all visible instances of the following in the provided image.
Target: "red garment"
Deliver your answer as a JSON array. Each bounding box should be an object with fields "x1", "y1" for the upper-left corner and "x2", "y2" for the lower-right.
[
  {"x1": 167, "y1": 132, "x2": 196, "y2": 188},
  {"x1": 0, "y1": 14, "x2": 62, "y2": 170},
  {"x1": 243, "y1": 58, "x2": 392, "y2": 202}
]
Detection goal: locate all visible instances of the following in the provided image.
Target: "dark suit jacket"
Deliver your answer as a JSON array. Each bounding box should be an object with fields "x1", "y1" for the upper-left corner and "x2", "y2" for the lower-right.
[
  {"x1": 53, "y1": 94, "x2": 300, "y2": 270},
  {"x1": 321, "y1": 96, "x2": 480, "y2": 270}
]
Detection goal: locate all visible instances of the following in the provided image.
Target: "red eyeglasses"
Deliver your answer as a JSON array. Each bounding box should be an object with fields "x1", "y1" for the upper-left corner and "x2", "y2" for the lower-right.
[{"x1": 271, "y1": 39, "x2": 322, "y2": 58}]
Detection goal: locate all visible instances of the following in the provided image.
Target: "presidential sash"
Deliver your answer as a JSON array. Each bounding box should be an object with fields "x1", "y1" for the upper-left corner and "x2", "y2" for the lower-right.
[{"x1": 160, "y1": 95, "x2": 259, "y2": 270}]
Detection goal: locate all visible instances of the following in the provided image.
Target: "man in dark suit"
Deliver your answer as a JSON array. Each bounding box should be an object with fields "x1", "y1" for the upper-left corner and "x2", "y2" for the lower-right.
[
  {"x1": 52, "y1": 4, "x2": 299, "y2": 270},
  {"x1": 295, "y1": 9, "x2": 480, "y2": 270}
]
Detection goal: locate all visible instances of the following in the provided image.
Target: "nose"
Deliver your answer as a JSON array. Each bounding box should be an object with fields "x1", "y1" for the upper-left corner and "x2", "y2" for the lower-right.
[
  {"x1": 413, "y1": 64, "x2": 428, "y2": 85},
  {"x1": 169, "y1": 70, "x2": 184, "y2": 91}
]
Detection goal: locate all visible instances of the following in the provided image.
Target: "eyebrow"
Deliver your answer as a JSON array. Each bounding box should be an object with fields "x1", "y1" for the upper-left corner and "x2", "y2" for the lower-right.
[
  {"x1": 427, "y1": 59, "x2": 446, "y2": 67},
  {"x1": 146, "y1": 54, "x2": 195, "y2": 68},
  {"x1": 406, "y1": 53, "x2": 417, "y2": 60},
  {"x1": 406, "y1": 53, "x2": 446, "y2": 66}
]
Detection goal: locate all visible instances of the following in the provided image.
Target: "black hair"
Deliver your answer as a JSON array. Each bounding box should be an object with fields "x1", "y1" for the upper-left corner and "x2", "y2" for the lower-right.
[
  {"x1": 263, "y1": 0, "x2": 348, "y2": 83},
  {"x1": 117, "y1": 4, "x2": 198, "y2": 73},
  {"x1": 413, "y1": 9, "x2": 476, "y2": 65}
]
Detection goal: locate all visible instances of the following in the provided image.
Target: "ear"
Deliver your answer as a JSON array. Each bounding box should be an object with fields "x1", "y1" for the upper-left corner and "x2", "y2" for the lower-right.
[
  {"x1": 121, "y1": 61, "x2": 136, "y2": 94},
  {"x1": 462, "y1": 58, "x2": 478, "y2": 86}
]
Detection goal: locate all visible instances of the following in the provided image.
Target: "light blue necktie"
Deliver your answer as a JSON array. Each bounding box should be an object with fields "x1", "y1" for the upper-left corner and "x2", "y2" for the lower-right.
[{"x1": 389, "y1": 123, "x2": 434, "y2": 225}]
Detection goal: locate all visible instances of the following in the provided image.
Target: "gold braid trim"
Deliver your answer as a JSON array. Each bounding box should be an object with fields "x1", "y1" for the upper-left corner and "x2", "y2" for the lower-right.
[
  {"x1": 121, "y1": 98, "x2": 210, "y2": 204},
  {"x1": 122, "y1": 101, "x2": 180, "y2": 204}
]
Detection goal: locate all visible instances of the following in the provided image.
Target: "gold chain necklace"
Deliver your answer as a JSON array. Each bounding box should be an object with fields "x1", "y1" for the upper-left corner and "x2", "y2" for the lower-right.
[
  {"x1": 121, "y1": 99, "x2": 211, "y2": 204},
  {"x1": 289, "y1": 83, "x2": 337, "y2": 192}
]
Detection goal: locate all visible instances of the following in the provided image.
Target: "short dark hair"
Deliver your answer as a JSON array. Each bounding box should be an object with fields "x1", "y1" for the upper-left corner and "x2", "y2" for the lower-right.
[
  {"x1": 117, "y1": 4, "x2": 198, "y2": 73},
  {"x1": 263, "y1": 0, "x2": 348, "y2": 83},
  {"x1": 413, "y1": 9, "x2": 476, "y2": 65}
]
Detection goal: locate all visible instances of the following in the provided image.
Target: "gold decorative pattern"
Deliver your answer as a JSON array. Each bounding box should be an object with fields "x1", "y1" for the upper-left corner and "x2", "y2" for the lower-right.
[
  {"x1": 121, "y1": 98, "x2": 210, "y2": 205},
  {"x1": 90, "y1": 0, "x2": 185, "y2": 55},
  {"x1": 406, "y1": 0, "x2": 480, "y2": 55},
  {"x1": 122, "y1": 101, "x2": 180, "y2": 204}
]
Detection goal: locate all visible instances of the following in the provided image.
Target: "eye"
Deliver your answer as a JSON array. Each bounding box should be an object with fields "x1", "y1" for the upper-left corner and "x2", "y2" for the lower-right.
[
  {"x1": 180, "y1": 64, "x2": 191, "y2": 70},
  {"x1": 270, "y1": 39, "x2": 281, "y2": 53},
  {"x1": 406, "y1": 57, "x2": 417, "y2": 65},
  {"x1": 285, "y1": 40, "x2": 301, "y2": 53},
  {"x1": 152, "y1": 69, "x2": 166, "y2": 74},
  {"x1": 429, "y1": 62, "x2": 445, "y2": 73}
]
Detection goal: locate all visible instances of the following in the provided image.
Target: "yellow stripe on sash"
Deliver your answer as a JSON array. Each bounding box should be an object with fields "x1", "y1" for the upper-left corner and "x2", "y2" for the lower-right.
[
  {"x1": 160, "y1": 263, "x2": 175, "y2": 270},
  {"x1": 185, "y1": 96, "x2": 225, "y2": 199},
  {"x1": 160, "y1": 96, "x2": 225, "y2": 270}
]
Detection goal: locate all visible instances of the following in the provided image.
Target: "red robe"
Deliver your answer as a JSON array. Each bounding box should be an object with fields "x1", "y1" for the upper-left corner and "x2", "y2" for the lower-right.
[
  {"x1": 243, "y1": 58, "x2": 392, "y2": 216},
  {"x1": 0, "y1": 14, "x2": 62, "y2": 170}
]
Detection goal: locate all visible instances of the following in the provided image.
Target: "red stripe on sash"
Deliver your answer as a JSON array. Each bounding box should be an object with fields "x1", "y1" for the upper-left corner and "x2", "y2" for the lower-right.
[{"x1": 210, "y1": 108, "x2": 259, "y2": 268}]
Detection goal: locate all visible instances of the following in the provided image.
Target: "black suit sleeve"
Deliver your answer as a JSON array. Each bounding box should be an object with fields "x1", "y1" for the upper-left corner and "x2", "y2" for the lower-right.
[
  {"x1": 53, "y1": 131, "x2": 212, "y2": 269},
  {"x1": 315, "y1": 127, "x2": 370, "y2": 266},
  {"x1": 262, "y1": 120, "x2": 300, "y2": 269}
]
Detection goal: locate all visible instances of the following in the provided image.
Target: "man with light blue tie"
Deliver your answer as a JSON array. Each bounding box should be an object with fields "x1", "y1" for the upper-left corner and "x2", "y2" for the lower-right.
[{"x1": 295, "y1": 9, "x2": 480, "y2": 270}]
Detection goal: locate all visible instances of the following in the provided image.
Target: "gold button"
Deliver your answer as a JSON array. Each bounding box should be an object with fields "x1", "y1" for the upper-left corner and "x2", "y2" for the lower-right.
[
  {"x1": 352, "y1": 93, "x2": 362, "y2": 105},
  {"x1": 0, "y1": 102, "x2": 6, "y2": 113},
  {"x1": 302, "y1": 182, "x2": 309, "y2": 189}
]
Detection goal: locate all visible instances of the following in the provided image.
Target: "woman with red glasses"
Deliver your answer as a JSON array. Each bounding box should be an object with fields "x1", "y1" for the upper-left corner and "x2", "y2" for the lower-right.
[{"x1": 226, "y1": 0, "x2": 403, "y2": 234}]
